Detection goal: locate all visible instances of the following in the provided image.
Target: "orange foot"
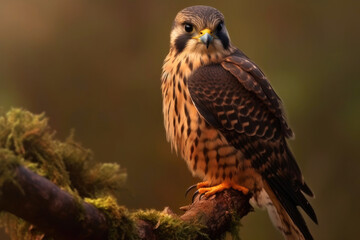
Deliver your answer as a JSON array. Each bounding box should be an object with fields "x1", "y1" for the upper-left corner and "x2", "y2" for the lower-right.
[
  {"x1": 198, "y1": 181, "x2": 249, "y2": 198},
  {"x1": 186, "y1": 181, "x2": 249, "y2": 202}
]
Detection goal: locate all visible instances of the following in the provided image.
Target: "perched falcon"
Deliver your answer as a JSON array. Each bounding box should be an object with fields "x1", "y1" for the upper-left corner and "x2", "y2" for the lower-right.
[{"x1": 161, "y1": 5, "x2": 317, "y2": 240}]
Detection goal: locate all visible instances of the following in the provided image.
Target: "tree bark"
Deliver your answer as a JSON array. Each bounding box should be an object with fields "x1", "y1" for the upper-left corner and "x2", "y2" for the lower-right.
[
  {"x1": 180, "y1": 190, "x2": 253, "y2": 239},
  {"x1": 0, "y1": 165, "x2": 253, "y2": 240},
  {"x1": 0, "y1": 166, "x2": 109, "y2": 240}
]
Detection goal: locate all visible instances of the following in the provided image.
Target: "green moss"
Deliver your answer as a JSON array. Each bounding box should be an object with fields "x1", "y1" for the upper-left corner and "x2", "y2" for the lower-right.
[
  {"x1": 0, "y1": 108, "x2": 127, "y2": 239},
  {"x1": 56, "y1": 134, "x2": 127, "y2": 198},
  {"x1": 0, "y1": 108, "x2": 70, "y2": 187},
  {"x1": 0, "y1": 214, "x2": 51, "y2": 240},
  {"x1": 85, "y1": 196, "x2": 137, "y2": 240},
  {"x1": 134, "y1": 209, "x2": 209, "y2": 240},
  {"x1": 0, "y1": 149, "x2": 22, "y2": 196},
  {"x1": 228, "y1": 211, "x2": 243, "y2": 240}
]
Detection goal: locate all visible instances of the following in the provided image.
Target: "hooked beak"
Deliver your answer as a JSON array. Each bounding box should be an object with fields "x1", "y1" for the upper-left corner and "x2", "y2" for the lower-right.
[{"x1": 193, "y1": 28, "x2": 214, "y2": 48}]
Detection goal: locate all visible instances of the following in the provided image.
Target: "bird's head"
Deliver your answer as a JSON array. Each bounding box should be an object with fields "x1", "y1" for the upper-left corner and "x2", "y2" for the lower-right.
[{"x1": 170, "y1": 5, "x2": 231, "y2": 55}]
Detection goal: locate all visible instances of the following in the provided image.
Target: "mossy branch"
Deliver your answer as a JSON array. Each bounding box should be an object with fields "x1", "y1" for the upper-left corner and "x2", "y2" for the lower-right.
[
  {"x1": 0, "y1": 162, "x2": 109, "y2": 240},
  {"x1": 0, "y1": 108, "x2": 253, "y2": 240}
]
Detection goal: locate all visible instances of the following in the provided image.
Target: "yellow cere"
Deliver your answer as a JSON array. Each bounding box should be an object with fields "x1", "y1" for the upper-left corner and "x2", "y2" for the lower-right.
[{"x1": 193, "y1": 28, "x2": 213, "y2": 39}]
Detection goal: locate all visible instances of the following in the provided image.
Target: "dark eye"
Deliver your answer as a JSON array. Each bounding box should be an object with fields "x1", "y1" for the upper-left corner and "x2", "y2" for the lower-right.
[
  {"x1": 184, "y1": 23, "x2": 193, "y2": 33},
  {"x1": 217, "y1": 22, "x2": 223, "y2": 32}
]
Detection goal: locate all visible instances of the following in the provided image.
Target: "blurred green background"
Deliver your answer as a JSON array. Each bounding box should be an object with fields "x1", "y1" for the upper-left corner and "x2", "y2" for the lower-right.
[{"x1": 0, "y1": 0, "x2": 359, "y2": 239}]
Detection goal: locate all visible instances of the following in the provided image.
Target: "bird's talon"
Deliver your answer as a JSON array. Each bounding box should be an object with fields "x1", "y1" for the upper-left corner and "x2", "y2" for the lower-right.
[
  {"x1": 192, "y1": 190, "x2": 199, "y2": 203},
  {"x1": 185, "y1": 184, "x2": 197, "y2": 198}
]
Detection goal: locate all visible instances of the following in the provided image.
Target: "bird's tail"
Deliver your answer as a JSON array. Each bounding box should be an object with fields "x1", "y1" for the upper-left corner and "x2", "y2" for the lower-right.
[{"x1": 251, "y1": 185, "x2": 308, "y2": 240}]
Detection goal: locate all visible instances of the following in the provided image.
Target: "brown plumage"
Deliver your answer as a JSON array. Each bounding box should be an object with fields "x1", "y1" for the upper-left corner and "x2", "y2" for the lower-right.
[{"x1": 161, "y1": 5, "x2": 317, "y2": 240}]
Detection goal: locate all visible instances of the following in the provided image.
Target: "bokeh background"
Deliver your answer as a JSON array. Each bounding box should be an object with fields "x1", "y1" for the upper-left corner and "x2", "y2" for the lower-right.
[{"x1": 0, "y1": 0, "x2": 359, "y2": 239}]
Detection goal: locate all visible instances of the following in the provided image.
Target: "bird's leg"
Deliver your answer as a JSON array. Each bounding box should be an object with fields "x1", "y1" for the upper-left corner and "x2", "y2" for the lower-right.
[{"x1": 198, "y1": 180, "x2": 249, "y2": 198}]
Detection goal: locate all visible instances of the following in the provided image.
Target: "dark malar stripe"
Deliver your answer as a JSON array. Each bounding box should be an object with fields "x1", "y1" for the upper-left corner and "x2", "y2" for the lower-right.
[
  {"x1": 216, "y1": 31, "x2": 229, "y2": 50},
  {"x1": 174, "y1": 34, "x2": 191, "y2": 54}
]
